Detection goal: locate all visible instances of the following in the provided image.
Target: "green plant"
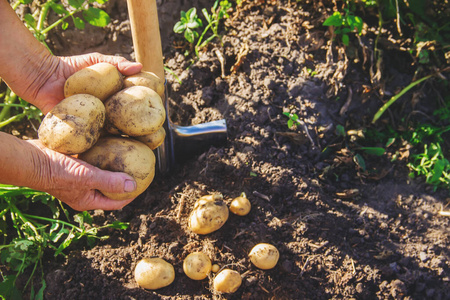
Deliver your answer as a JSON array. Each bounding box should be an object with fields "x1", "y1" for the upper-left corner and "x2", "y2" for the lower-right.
[
  {"x1": 173, "y1": 0, "x2": 232, "y2": 56},
  {"x1": 408, "y1": 143, "x2": 450, "y2": 189},
  {"x1": 0, "y1": 185, "x2": 129, "y2": 299},
  {"x1": 323, "y1": 0, "x2": 363, "y2": 46},
  {"x1": 14, "y1": 0, "x2": 111, "y2": 50},
  {"x1": 0, "y1": 87, "x2": 42, "y2": 130}
]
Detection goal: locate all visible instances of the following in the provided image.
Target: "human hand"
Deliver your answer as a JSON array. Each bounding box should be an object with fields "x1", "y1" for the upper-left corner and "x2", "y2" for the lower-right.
[
  {"x1": 21, "y1": 52, "x2": 142, "y2": 114},
  {"x1": 26, "y1": 139, "x2": 137, "y2": 211}
]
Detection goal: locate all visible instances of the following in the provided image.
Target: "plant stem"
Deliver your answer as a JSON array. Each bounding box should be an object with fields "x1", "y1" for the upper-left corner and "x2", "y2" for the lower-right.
[
  {"x1": 372, "y1": 74, "x2": 433, "y2": 123},
  {"x1": 22, "y1": 213, "x2": 83, "y2": 233},
  {"x1": 0, "y1": 113, "x2": 26, "y2": 129}
]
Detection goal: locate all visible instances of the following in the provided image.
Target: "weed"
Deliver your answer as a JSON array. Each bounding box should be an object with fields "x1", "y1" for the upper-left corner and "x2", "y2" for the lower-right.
[
  {"x1": 0, "y1": 185, "x2": 129, "y2": 299},
  {"x1": 323, "y1": 0, "x2": 363, "y2": 46},
  {"x1": 173, "y1": 0, "x2": 232, "y2": 57}
]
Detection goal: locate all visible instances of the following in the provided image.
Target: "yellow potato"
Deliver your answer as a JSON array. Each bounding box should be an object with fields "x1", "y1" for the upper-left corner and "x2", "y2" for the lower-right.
[
  {"x1": 213, "y1": 269, "x2": 242, "y2": 294},
  {"x1": 135, "y1": 127, "x2": 166, "y2": 150},
  {"x1": 249, "y1": 243, "x2": 279, "y2": 270},
  {"x1": 78, "y1": 136, "x2": 155, "y2": 200},
  {"x1": 123, "y1": 71, "x2": 165, "y2": 98},
  {"x1": 134, "y1": 257, "x2": 175, "y2": 290},
  {"x1": 105, "y1": 86, "x2": 165, "y2": 137},
  {"x1": 38, "y1": 94, "x2": 105, "y2": 155},
  {"x1": 183, "y1": 252, "x2": 212, "y2": 280},
  {"x1": 229, "y1": 193, "x2": 251, "y2": 216},
  {"x1": 211, "y1": 264, "x2": 220, "y2": 273},
  {"x1": 188, "y1": 196, "x2": 229, "y2": 235},
  {"x1": 64, "y1": 62, "x2": 123, "y2": 101}
]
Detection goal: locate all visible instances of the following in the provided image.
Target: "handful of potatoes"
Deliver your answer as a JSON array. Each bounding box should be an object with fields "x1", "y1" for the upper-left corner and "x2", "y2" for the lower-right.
[{"x1": 38, "y1": 63, "x2": 166, "y2": 200}]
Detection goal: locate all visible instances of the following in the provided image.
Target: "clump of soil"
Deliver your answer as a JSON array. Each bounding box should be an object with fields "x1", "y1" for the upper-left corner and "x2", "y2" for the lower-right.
[{"x1": 16, "y1": 0, "x2": 450, "y2": 299}]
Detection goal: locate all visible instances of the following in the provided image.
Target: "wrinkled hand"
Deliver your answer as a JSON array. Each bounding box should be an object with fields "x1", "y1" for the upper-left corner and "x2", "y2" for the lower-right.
[
  {"x1": 26, "y1": 139, "x2": 137, "y2": 211},
  {"x1": 26, "y1": 53, "x2": 142, "y2": 114}
]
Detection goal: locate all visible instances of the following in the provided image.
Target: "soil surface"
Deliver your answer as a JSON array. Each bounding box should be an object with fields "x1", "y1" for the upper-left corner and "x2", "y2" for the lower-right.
[{"x1": 14, "y1": 0, "x2": 450, "y2": 299}]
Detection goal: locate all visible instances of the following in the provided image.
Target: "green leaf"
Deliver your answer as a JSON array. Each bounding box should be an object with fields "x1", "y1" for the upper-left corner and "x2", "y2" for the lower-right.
[
  {"x1": 336, "y1": 125, "x2": 346, "y2": 137},
  {"x1": 287, "y1": 119, "x2": 294, "y2": 128},
  {"x1": 23, "y1": 13, "x2": 37, "y2": 29},
  {"x1": 187, "y1": 8, "x2": 198, "y2": 21},
  {"x1": 50, "y1": 3, "x2": 68, "y2": 15},
  {"x1": 184, "y1": 28, "x2": 196, "y2": 43},
  {"x1": 342, "y1": 33, "x2": 349, "y2": 46},
  {"x1": 0, "y1": 275, "x2": 22, "y2": 300},
  {"x1": 173, "y1": 21, "x2": 186, "y2": 33},
  {"x1": 249, "y1": 172, "x2": 257, "y2": 177},
  {"x1": 323, "y1": 12, "x2": 343, "y2": 27},
  {"x1": 353, "y1": 154, "x2": 366, "y2": 171},
  {"x1": 360, "y1": 147, "x2": 386, "y2": 156},
  {"x1": 82, "y1": 8, "x2": 111, "y2": 27},
  {"x1": 73, "y1": 17, "x2": 85, "y2": 30},
  {"x1": 110, "y1": 221, "x2": 129, "y2": 230},
  {"x1": 61, "y1": 21, "x2": 69, "y2": 30},
  {"x1": 68, "y1": 0, "x2": 84, "y2": 9}
]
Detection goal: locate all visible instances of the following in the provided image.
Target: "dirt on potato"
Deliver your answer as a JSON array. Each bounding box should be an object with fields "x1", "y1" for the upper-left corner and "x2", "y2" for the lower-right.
[{"x1": 13, "y1": 0, "x2": 450, "y2": 299}]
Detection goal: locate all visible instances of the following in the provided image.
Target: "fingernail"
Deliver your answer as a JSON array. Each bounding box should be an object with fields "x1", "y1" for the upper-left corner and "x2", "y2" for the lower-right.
[{"x1": 124, "y1": 180, "x2": 136, "y2": 192}]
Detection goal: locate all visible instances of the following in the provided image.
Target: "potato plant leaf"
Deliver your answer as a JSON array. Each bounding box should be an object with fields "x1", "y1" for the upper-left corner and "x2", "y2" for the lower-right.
[
  {"x1": 360, "y1": 147, "x2": 386, "y2": 156},
  {"x1": 82, "y1": 7, "x2": 110, "y2": 27}
]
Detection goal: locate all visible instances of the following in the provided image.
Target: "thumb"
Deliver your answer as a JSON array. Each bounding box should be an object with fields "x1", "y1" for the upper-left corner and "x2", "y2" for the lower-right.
[{"x1": 91, "y1": 169, "x2": 137, "y2": 195}]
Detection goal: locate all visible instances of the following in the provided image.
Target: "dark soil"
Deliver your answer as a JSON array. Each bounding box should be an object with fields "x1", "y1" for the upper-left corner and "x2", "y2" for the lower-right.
[{"x1": 16, "y1": 0, "x2": 450, "y2": 299}]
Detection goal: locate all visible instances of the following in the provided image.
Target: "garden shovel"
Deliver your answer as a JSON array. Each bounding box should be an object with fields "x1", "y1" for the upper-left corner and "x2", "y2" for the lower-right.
[{"x1": 126, "y1": 0, "x2": 228, "y2": 173}]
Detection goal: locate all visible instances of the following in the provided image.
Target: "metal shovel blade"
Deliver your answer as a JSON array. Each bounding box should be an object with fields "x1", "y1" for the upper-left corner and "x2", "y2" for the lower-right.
[{"x1": 156, "y1": 86, "x2": 228, "y2": 173}]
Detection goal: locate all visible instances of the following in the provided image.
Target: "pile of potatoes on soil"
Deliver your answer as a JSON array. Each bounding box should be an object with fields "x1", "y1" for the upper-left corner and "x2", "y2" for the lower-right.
[
  {"x1": 38, "y1": 63, "x2": 166, "y2": 200},
  {"x1": 134, "y1": 193, "x2": 280, "y2": 294},
  {"x1": 37, "y1": 63, "x2": 279, "y2": 294}
]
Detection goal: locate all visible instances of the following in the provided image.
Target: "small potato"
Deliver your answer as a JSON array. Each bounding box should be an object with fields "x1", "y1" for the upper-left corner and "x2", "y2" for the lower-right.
[
  {"x1": 38, "y1": 94, "x2": 105, "y2": 155},
  {"x1": 211, "y1": 264, "x2": 220, "y2": 273},
  {"x1": 213, "y1": 269, "x2": 242, "y2": 294},
  {"x1": 249, "y1": 243, "x2": 279, "y2": 270},
  {"x1": 188, "y1": 196, "x2": 229, "y2": 235},
  {"x1": 79, "y1": 136, "x2": 155, "y2": 200},
  {"x1": 183, "y1": 252, "x2": 212, "y2": 280},
  {"x1": 229, "y1": 193, "x2": 251, "y2": 216},
  {"x1": 123, "y1": 71, "x2": 165, "y2": 98},
  {"x1": 135, "y1": 127, "x2": 166, "y2": 150},
  {"x1": 134, "y1": 257, "x2": 175, "y2": 290},
  {"x1": 64, "y1": 63, "x2": 123, "y2": 101},
  {"x1": 105, "y1": 86, "x2": 165, "y2": 137}
]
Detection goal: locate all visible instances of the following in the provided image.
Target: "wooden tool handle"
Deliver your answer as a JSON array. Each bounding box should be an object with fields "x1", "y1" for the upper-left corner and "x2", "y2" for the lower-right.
[{"x1": 127, "y1": 0, "x2": 165, "y2": 81}]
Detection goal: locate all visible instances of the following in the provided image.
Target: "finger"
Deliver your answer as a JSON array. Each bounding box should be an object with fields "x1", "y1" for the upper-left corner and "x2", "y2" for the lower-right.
[
  {"x1": 90, "y1": 169, "x2": 137, "y2": 195},
  {"x1": 90, "y1": 192, "x2": 136, "y2": 211},
  {"x1": 88, "y1": 53, "x2": 143, "y2": 75}
]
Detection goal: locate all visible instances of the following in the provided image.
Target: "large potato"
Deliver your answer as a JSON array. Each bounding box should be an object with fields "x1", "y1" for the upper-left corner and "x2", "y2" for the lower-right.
[
  {"x1": 123, "y1": 71, "x2": 165, "y2": 98},
  {"x1": 78, "y1": 136, "x2": 155, "y2": 200},
  {"x1": 188, "y1": 194, "x2": 229, "y2": 235},
  {"x1": 38, "y1": 94, "x2": 105, "y2": 155},
  {"x1": 105, "y1": 86, "x2": 165, "y2": 137},
  {"x1": 64, "y1": 62, "x2": 123, "y2": 101},
  {"x1": 134, "y1": 257, "x2": 175, "y2": 290}
]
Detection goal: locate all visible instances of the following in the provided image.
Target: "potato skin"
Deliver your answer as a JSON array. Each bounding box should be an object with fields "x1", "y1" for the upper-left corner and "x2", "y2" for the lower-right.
[
  {"x1": 64, "y1": 62, "x2": 123, "y2": 101},
  {"x1": 134, "y1": 258, "x2": 175, "y2": 290},
  {"x1": 213, "y1": 269, "x2": 242, "y2": 294},
  {"x1": 249, "y1": 243, "x2": 279, "y2": 270},
  {"x1": 78, "y1": 137, "x2": 155, "y2": 200},
  {"x1": 183, "y1": 252, "x2": 212, "y2": 280},
  {"x1": 38, "y1": 94, "x2": 105, "y2": 155},
  {"x1": 188, "y1": 197, "x2": 229, "y2": 235},
  {"x1": 135, "y1": 127, "x2": 166, "y2": 150},
  {"x1": 123, "y1": 71, "x2": 165, "y2": 98},
  {"x1": 105, "y1": 86, "x2": 166, "y2": 137}
]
